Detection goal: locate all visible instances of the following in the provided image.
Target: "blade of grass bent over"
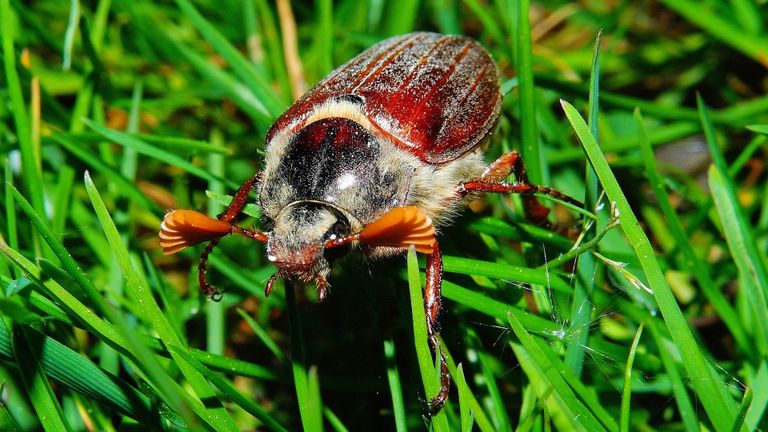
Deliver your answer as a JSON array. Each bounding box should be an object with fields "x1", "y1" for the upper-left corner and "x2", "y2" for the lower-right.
[
  {"x1": 84, "y1": 172, "x2": 239, "y2": 432},
  {"x1": 562, "y1": 99, "x2": 737, "y2": 431}
]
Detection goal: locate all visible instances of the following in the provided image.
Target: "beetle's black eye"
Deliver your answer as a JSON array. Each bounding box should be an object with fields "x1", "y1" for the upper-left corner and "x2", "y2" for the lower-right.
[{"x1": 324, "y1": 219, "x2": 350, "y2": 242}]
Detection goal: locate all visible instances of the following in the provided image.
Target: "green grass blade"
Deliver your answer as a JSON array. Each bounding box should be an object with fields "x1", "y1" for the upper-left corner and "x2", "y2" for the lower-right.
[
  {"x1": 237, "y1": 308, "x2": 286, "y2": 361},
  {"x1": 507, "y1": 312, "x2": 608, "y2": 431},
  {"x1": 441, "y1": 344, "x2": 495, "y2": 432},
  {"x1": 648, "y1": 320, "x2": 699, "y2": 432},
  {"x1": 516, "y1": 0, "x2": 542, "y2": 184},
  {"x1": 83, "y1": 171, "x2": 239, "y2": 431},
  {"x1": 4, "y1": 162, "x2": 19, "y2": 278},
  {"x1": 442, "y1": 256, "x2": 572, "y2": 292},
  {"x1": 456, "y1": 364, "x2": 474, "y2": 432},
  {"x1": 636, "y1": 110, "x2": 748, "y2": 352},
  {"x1": 307, "y1": 366, "x2": 324, "y2": 432},
  {"x1": 441, "y1": 279, "x2": 560, "y2": 332},
  {"x1": 475, "y1": 345, "x2": 510, "y2": 431},
  {"x1": 700, "y1": 97, "x2": 768, "y2": 357},
  {"x1": 406, "y1": 247, "x2": 449, "y2": 431},
  {"x1": 62, "y1": 0, "x2": 80, "y2": 70},
  {"x1": 173, "y1": 38, "x2": 274, "y2": 127},
  {"x1": 51, "y1": 133, "x2": 161, "y2": 214},
  {"x1": 314, "y1": 0, "x2": 333, "y2": 76},
  {"x1": 0, "y1": 387, "x2": 21, "y2": 431},
  {"x1": 709, "y1": 167, "x2": 768, "y2": 355},
  {"x1": 562, "y1": 99, "x2": 737, "y2": 431},
  {"x1": 658, "y1": 0, "x2": 768, "y2": 66},
  {"x1": 8, "y1": 185, "x2": 107, "y2": 311},
  {"x1": 384, "y1": 0, "x2": 419, "y2": 36},
  {"x1": 173, "y1": 0, "x2": 284, "y2": 118},
  {"x1": 9, "y1": 323, "x2": 72, "y2": 432},
  {"x1": 2, "y1": 0, "x2": 46, "y2": 244},
  {"x1": 206, "y1": 129, "x2": 225, "y2": 356},
  {"x1": 83, "y1": 119, "x2": 236, "y2": 189},
  {"x1": 745, "y1": 361, "x2": 768, "y2": 430},
  {"x1": 0, "y1": 240, "x2": 197, "y2": 428},
  {"x1": 285, "y1": 282, "x2": 324, "y2": 432},
  {"x1": 383, "y1": 339, "x2": 407, "y2": 432},
  {"x1": 169, "y1": 345, "x2": 289, "y2": 432},
  {"x1": 323, "y1": 407, "x2": 349, "y2": 432},
  {"x1": 620, "y1": 324, "x2": 643, "y2": 432},
  {"x1": 565, "y1": 30, "x2": 602, "y2": 376},
  {"x1": 0, "y1": 323, "x2": 152, "y2": 420},
  {"x1": 730, "y1": 386, "x2": 752, "y2": 432}
]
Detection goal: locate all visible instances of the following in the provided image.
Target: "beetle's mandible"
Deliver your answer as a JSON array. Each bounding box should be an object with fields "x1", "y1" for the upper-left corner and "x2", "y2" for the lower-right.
[{"x1": 160, "y1": 32, "x2": 580, "y2": 412}]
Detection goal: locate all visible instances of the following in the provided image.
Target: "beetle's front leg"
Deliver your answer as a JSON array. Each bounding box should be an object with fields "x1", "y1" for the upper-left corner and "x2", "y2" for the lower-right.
[
  {"x1": 424, "y1": 242, "x2": 450, "y2": 414},
  {"x1": 198, "y1": 172, "x2": 266, "y2": 299},
  {"x1": 219, "y1": 172, "x2": 262, "y2": 223}
]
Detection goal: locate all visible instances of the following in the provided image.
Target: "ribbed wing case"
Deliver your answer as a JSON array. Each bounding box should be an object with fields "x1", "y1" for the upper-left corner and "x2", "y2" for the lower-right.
[{"x1": 266, "y1": 32, "x2": 501, "y2": 164}]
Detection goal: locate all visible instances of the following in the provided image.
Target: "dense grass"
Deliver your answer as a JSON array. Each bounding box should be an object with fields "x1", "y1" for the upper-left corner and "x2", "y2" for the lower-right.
[{"x1": 1, "y1": 0, "x2": 767, "y2": 430}]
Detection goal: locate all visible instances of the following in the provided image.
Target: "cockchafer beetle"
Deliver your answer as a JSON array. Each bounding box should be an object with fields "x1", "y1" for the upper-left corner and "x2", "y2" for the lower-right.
[{"x1": 160, "y1": 32, "x2": 580, "y2": 411}]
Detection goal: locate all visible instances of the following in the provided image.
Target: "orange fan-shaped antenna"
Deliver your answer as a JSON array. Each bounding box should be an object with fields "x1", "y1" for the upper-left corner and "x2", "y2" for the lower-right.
[
  {"x1": 358, "y1": 206, "x2": 436, "y2": 254},
  {"x1": 159, "y1": 210, "x2": 232, "y2": 255}
]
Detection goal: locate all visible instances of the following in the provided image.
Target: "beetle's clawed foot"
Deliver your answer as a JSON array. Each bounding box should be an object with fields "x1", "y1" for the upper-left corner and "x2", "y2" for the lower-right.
[
  {"x1": 424, "y1": 395, "x2": 447, "y2": 416},
  {"x1": 201, "y1": 279, "x2": 224, "y2": 301},
  {"x1": 419, "y1": 383, "x2": 449, "y2": 416},
  {"x1": 315, "y1": 274, "x2": 330, "y2": 302}
]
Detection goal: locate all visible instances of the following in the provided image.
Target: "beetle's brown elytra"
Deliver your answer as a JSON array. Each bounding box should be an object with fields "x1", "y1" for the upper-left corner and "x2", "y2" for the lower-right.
[{"x1": 161, "y1": 32, "x2": 581, "y2": 412}]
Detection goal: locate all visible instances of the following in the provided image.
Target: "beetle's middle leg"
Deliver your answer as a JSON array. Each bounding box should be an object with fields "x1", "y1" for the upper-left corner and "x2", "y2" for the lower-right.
[
  {"x1": 460, "y1": 151, "x2": 582, "y2": 225},
  {"x1": 423, "y1": 242, "x2": 450, "y2": 413}
]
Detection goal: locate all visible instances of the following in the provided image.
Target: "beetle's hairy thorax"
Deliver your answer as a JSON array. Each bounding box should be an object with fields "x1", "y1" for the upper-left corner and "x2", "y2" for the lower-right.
[
  {"x1": 260, "y1": 109, "x2": 414, "y2": 229},
  {"x1": 262, "y1": 100, "x2": 485, "y2": 225},
  {"x1": 260, "y1": 100, "x2": 486, "y2": 266}
]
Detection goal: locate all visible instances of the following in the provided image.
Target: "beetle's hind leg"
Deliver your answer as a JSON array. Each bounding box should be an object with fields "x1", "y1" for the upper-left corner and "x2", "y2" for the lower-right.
[
  {"x1": 460, "y1": 151, "x2": 582, "y2": 225},
  {"x1": 423, "y1": 243, "x2": 451, "y2": 414}
]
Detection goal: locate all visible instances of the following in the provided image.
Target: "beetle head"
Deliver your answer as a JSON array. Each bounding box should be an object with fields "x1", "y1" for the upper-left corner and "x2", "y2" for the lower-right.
[{"x1": 266, "y1": 200, "x2": 356, "y2": 299}]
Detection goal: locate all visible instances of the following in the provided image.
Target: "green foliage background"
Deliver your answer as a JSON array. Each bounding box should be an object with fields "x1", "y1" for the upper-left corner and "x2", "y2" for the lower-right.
[{"x1": 0, "y1": 0, "x2": 767, "y2": 430}]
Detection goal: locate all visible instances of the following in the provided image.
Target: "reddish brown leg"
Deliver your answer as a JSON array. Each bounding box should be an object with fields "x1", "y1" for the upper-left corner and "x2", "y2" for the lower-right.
[
  {"x1": 220, "y1": 173, "x2": 262, "y2": 223},
  {"x1": 314, "y1": 274, "x2": 330, "y2": 302},
  {"x1": 463, "y1": 151, "x2": 582, "y2": 225},
  {"x1": 199, "y1": 237, "x2": 223, "y2": 299},
  {"x1": 265, "y1": 272, "x2": 280, "y2": 297},
  {"x1": 424, "y1": 243, "x2": 450, "y2": 414},
  {"x1": 199, "y1": 173, "x2": 265, "y2": 299}
]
